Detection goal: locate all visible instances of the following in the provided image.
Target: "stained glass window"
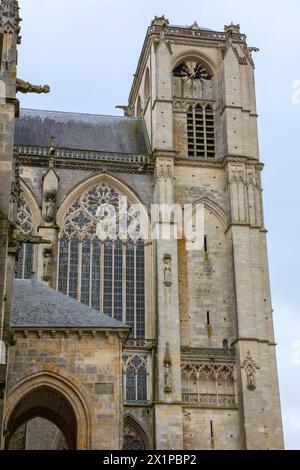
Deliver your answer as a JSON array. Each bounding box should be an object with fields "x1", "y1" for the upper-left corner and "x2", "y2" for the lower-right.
[
  {"x1": 123, "y1": 355, "x2": 148, "y2": 403},
  {"x1": 57, "y1": 183, "x2": 146, "y2": 337}
]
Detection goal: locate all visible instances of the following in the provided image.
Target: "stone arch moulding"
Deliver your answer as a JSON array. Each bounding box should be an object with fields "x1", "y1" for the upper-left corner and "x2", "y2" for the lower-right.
[
  {"x1": 188, "y1": 197, "x2": 228, "y2": 229},
  {"x1": 123, "y1": 414, "x2": 151, "y2": 450},
  {"x1": 4, "y1": 371, "x2": 91, "y2": 450},
  {"x1": 144, "y1": 67, "x2": 150, "y2": 107},
  {"x1": 56, "y1": 172, "x2": 151, "y2": 237},
  {"x1": 172, "y1": 49, "x2": 216, "y2": 77},
  {"x1": 19, "y1": 178, "x2": 42, "y2": 230}
]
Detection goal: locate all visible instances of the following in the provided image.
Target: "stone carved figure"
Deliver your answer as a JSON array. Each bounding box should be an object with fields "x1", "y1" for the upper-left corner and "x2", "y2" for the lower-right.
[
  {"x1": 157, "y1": 163, "x2": 173, "y2": 181},
  {"x1": 164, "y1": 342, "x2": 172, "y2": 393},
  {"x1": 42, "y1": 247, "x2": 53, "y2": 282},
  {"x1": 44, "y1": 191, "x2": 56, "y2": 224},
  {"x1": 163, "y1": 254, "x2": 172, "y2": 287},
  {"x1": 241, "y1": 351, "x2": 260, "y2": 391},
  {"x1": 16, "y1": 78, "x2": 50, "y2": 94}
]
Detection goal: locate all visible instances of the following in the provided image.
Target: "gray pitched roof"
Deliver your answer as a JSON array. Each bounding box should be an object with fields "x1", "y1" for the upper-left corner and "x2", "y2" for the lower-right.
[
  {"x1": 11, "y1": 280, "x2": 129, "y2": 330},
  {"x1": 15, "y1": 108, "x2": 150, "y2": 154}
]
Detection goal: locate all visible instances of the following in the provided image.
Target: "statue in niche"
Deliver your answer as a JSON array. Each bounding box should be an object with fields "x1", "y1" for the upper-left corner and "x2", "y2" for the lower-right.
[
  {"x1": 241, "y1": 351, "x2": 260, "y2": 391},
  {"x1": 247, "y1": 369, "x2": 256, "y2": 391},
  {"x1": 42, "y1": 247, "x2": 53, "y2": 282},
  {"x1": 164, "y1": 342, "x2": 172, "y2": 393},
  {"x1": 44, "y1": 191, "x2": 56, "y2": 224},
  {"x1": 163, "y1": 255, "x2": 172, "y2": 287}
]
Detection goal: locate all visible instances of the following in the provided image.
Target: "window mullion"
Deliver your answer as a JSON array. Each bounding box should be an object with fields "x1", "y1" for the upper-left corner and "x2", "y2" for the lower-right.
[
  {"x1": 56, "y1": 240, "x2": 60, "y2": 290},
  {"x1": 67, "y1": 240, "x2": 70, "y2": 296},
  {"x1": 135, "y1": 369, "x2": 138, "y2": 402},
  {"x1": 89, "y1": 241, "x2": 93, "y2": 307},
  {"x1": 134, "y1": 242, "x2": 137, "y2": 338},
  {"x1": 122, "y1": 242, "x2": 127, "y2": 323},
  {"x1": 203, "y1": 104, "x2": 208, "y2": 159},
  {"x1": 77, "y1": 241, "x2": 83, "y2": 302},
  {"x1": 100, "y1": 242, "x2": 104, "y2": 313},
  {"x1": 192, "y1": 105, "x2": 197, "y2": 158},
  {"x1": 112, "y1": 241, "x2": 115, "y2": 319},
  {"x1": 22, "y1": 244, "x2": 26, "y2": 279}
]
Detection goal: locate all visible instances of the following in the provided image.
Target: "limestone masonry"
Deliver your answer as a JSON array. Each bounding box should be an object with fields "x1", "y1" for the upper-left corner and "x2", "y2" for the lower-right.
[{"x1": 0, "y1": 3, "x2": 284, "y2": 450}]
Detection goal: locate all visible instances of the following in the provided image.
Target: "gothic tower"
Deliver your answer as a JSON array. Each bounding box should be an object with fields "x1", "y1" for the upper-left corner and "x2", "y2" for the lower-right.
[
  {"x1": 127, "y1": 17, "x2": 284, "y2": 450},
  {"x1": 0, "y1": 0, "x2": 21, "y2": 445},
  {"x1": 4, "y1": 11, "x2": 284, "y2": 450}
]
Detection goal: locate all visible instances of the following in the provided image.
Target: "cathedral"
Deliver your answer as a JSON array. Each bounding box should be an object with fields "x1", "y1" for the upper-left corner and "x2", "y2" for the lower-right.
[{"x1": 0, "y1": 1, "x2": 284, "y2": 450}]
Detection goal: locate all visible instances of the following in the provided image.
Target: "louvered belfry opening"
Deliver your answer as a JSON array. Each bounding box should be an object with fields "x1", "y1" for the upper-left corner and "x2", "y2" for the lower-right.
[{"x1": 187, "y1": 103, "x2": 215, "y2": 159}]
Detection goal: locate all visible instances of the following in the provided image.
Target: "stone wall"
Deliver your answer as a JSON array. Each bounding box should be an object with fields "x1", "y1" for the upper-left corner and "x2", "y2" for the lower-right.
[{"x1": 5, "y1": 329, "x2": 125, "y2": 450}]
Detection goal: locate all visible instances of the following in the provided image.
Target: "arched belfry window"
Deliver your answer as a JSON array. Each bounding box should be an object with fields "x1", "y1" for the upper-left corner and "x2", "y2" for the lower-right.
[
  {"x1": 187, "y1": 103, "x2": 215, "y2": 159},
  {"x1": 15, "y1": 196, "x2": 35, "y2": 279},
  {"x1": 173, "y1": 60, "x2": 213, "y2": 99},
  {"x1": 57, "y1": 182, "x2": 146, "y2": 338}
]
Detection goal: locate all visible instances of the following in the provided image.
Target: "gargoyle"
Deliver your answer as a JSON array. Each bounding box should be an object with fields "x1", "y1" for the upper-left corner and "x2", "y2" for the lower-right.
[{"x1": 16, "y1": 78, "x2": 50, "y2": 94}]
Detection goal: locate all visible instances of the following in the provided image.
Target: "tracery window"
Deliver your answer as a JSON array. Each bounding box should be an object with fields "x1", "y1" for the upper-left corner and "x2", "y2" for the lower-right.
[
  {"x1": 57, "y1": 183, "x2": 146, "y2": 338},
  {"x1": 123, "y1": 354, "x2": 147, "y2": 403},
  {"x1": 15, "y1": 196, "x2": 35, "y2": 279},
  {"x1": 187, "y1": 103, "x2": 215, "y2": 159},
  {"x1": 123, "y1": 417, "x2": 149, "y2": 450},
  {"x1": 173, "y1": 60, "x2": 213, "y2": 99}
]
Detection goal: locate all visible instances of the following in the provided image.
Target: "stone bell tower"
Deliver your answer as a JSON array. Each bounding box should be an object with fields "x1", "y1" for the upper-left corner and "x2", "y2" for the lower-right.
[
  {"x1": 127, "y1": 16, "x2": 284, "y2": 449},
  {"x1": 0, "y1": 0, "x2": 22, "y2": 446}
]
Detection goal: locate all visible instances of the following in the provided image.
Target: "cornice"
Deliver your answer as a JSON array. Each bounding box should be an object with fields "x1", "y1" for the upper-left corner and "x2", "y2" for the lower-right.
[
  {"x1": 232, "y1": 337, "x2": 275, "y2": 347},
  {"x1": 12, "y1": 328, "x2": 129, "y2": 341},
  {"x1": 220, "y1": 104, "x2": 259, "y2": 117},
  {"x1": 175, "y1": 155, "x2": 264, "y2": 170},
  {"x1": 153, "y1": 149, "x2": 177, "y2": 160}
]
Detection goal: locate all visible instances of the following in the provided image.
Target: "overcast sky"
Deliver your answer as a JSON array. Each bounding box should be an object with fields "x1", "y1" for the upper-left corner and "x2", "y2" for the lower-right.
[{"x1": 18, "y1": 0, "x2": 300, "y2": 449}]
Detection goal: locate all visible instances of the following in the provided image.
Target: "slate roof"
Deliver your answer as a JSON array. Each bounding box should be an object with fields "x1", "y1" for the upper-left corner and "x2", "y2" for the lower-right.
[
  {"x1": 11, "y1": 280, "x2": 129, "y2": 330},
  {"x1": 15, "y1": 108, "x2": 150, "y2": 154}
]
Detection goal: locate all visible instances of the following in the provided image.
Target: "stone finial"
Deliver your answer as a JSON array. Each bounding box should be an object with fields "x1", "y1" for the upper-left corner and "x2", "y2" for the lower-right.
[
  {"x1": 16, "y1": 79, "x2": 50, "y2": 94},
  {"x1": 151, "y1": 15, "x2": 169, "y2": 27},
  {"x1": 191, "y1": 21, "x2": 200, "y2": 30},
  {"x1": 0, "y1": 0, "x2": 22, "y2": 30},
  {"x1": 224, "y1": 22, "x2": 240, "y2": 35}
]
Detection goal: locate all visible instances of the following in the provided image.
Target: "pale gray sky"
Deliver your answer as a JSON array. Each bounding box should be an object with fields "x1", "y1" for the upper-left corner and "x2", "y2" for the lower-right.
[{"x1": 18, "y1": 0, "x2": 300, "y2": 449}]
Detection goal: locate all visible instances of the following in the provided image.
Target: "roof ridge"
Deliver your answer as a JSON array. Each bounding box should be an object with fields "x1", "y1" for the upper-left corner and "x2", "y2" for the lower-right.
[{"x1": 20, "y1": 108, "x2": 142, "y2": 121}]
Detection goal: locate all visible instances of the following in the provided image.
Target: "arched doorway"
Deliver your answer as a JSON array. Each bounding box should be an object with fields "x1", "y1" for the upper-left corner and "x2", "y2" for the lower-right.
[
  {"x1": 123, "y1": 415, "x2": 151, "y2": 450},
  {"x1": 5, "y1": 386, "x2": 77, "y2": 450}
]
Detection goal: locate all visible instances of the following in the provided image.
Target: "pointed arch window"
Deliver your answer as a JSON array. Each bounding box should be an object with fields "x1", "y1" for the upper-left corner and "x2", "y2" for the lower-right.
[
  {"x1": 15, "y1": 196, "x2": 35, "y2": 279},
  {"x1": 123, "y1": 355, "x2": 147, "y2": 403},
  {"x1": 57, "y1": 182, "x2": 146, "y2": 339},
  {"x1": 123, "y1": 416, "x2": 150, "y2": 450},
  {"x1": 187, "y1": 103, "x2": 215, "y2": 159}
]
